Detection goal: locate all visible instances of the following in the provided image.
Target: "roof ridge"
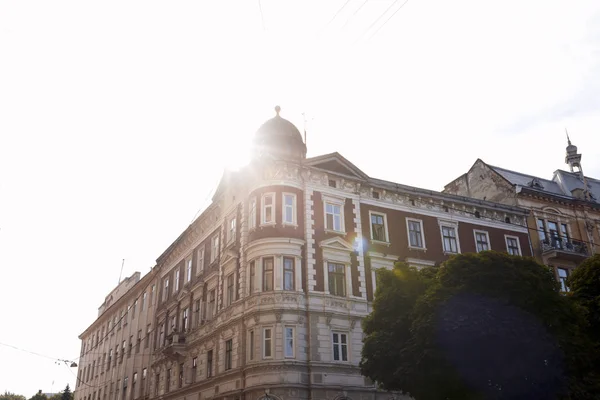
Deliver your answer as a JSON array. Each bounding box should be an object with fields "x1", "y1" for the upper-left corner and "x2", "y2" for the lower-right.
[{"x1": 555, "y1": 169, "x2": 600, "y2": 183}]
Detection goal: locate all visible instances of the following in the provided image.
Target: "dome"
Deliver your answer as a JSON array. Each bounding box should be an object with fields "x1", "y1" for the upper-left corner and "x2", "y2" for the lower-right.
[{"x1": 253, "y1": 106, "x2": 307, "y2": 160}]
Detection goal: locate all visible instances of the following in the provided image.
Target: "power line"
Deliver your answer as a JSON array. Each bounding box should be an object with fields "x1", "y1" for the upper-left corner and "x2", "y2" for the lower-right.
[
  {"x1": 319, "y1": 0, "x2": 353, "y2": 35},
  {"x1": 367, "y1": 0, "x2": 410, "y2": 41},
  {"x1": 341, "y1": 0, "x2": 369, "y2": 30},
  {"x1": 258, "y1": 0, "x2": 266, "y2": 31},
  {"x1": 0, "y1": 341, "x2": 62, "y2": 362},
  {"x1": 354, "y1": 0, "x2": 400, "y2": 43}
]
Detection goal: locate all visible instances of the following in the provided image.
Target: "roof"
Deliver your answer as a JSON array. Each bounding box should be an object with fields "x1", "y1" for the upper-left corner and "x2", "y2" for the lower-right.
[
  {"x1": 487, "y1": 163, "x2": 599, "y2": 203},
  {"x1": 307, "y1": 153, "x2": 528, "y2": 215}
]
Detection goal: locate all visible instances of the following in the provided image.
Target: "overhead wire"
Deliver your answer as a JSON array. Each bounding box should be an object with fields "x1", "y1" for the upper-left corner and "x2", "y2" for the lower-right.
[
  {"x1": 341, "y1": 0, "x2": 369, "y2": 30},
  {"x1": 367, "y1": 0, "x2": 410, "y2": 41},
  {"x1": 319, "y1": 0, "x2": 353, "y2": 36},
  {"x1": 354, "y1": 0, "x2": 400, "y2": 43}
]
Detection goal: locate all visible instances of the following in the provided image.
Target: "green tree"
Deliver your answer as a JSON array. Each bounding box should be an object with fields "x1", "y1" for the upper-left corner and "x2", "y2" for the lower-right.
[
  {"x1": 568, "y1": 254, "x2": 600, "y2": 339},
  {"x1": 28, "y1": 393, "x2": 47, "y2": 400},
  {"x1": 1, "y1": 392, "x2": 26, "y2": 400},
  {"x1": 361, "y1": 251, "x2": 600, "y2": 400},
  {"x1": 60, "y1": 385, "x2": 72, "y2": 400}
]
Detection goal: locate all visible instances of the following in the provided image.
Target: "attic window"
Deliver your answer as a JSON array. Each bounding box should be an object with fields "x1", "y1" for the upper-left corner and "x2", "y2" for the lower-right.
[
  {"x1": 409, "y1": 199, "x2": 415, "y2": 206},
  {"x1": 328, "y1": 179, "x2": 337, "y2": 188},
  {"x1": 372, "y1": 191, "x2": 380, "y2": 199},
  {"x1": 443, "y1": 206, "x2": 449, "y2": 212},
  {"x1": 474, "y1": 211, "x2": 481, "y2": 218},
  {"x1": 528, "y1": 178, "x2": 544, "y2": 189},
  {"x1": 505, "y1": 217, "x2": 511, "y2": 224}
]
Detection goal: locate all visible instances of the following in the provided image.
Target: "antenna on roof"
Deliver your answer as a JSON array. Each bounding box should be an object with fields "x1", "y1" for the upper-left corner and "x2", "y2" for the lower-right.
[
  {"x1": 118, "y1": 259, "x2": 125, "y2": 284},
  {"x1": 302, "y1": 112, "x2": 307, "y2": 146}
]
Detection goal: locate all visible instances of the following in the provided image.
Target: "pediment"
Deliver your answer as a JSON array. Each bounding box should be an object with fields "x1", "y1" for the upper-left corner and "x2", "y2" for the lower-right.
[
  {"x1": 305, "y1": 152, "x2": 369, "y2": 180},
  {"x1": 319, "y1": 236, "x2": 354, "y2": 251}
]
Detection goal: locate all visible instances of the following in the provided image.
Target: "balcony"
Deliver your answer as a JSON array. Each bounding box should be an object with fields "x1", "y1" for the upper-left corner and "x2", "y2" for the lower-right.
[
  {"x1": 541, "y1": 239, "x2": 588, "y2": 262},
  {"x1": 161, "y1": 330, "x2": 187, "y2": 358}
]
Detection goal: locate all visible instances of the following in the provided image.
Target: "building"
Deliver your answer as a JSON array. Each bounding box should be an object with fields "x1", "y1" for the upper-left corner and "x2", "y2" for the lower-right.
[
  {"x1": 443, "y1": 135, "x2": 600, "y2": 290},
  {"x1": 76, "y1": 106, "x2": 532, "y2": 400},
  {"x1": 75, "y1": 271, "x2": 159, "y2": 400}
]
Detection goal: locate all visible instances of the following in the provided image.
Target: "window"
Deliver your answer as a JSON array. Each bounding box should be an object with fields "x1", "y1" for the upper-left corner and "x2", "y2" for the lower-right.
[
  {"x1": 328, "y1": 179, "x2": 337, "y2": 188},
  {"x1": 557, "y1": 268, "x2": 569, "y2": 292},
  {"x1": 284, "y1": 327, "x2": 295, "y2": 358},
  {"x1": 207, "y1": 289, "x2": 216, "y2": 320},
  {"x1": 370, "y1": 212, "x2": 388, "y2": 242},
  {"x1": 283, "y1": 257, "x2": 295, "y2": 290},
  {"x1": 132, "y1": 300, "x2": 137, "y2": 319},
  {"x1": 186, "y1": 258, "x2": 192, "y2": 283},
  {"x1": 372, "y1": 191, "x2": 380, "y2": 199},
  {"x1": 165, "y1": 369, "x2": 170, "y2": 392},
  {"x1": 441, "y1": 225, "x2": 459, "y2": 253},
  {"x1": 325, "y1": 202, "x2": 343, "y2": 232},
  {"x1": 121, "y1": 341, "x2": 126, "y2": 362},
  {"x1": 229, "y1": 218, "x2": 236, "y2": 243},
  {"x1": 170, "y1": 315, "x2": 176, "y2": 333},
  {"x1": 407, "y1": 219, "x2": 425, "y2": 248},
  {"x1": 194, "y1": 300, "x2": 201, "y2": 327},
  {"x1": 328, "y1": 262, "x2": 346, "y2": 297},
  {"x1": 537, "y1": 218, "x2": 547, "y2": 242},
  {"x1": 474, "y1": 230, "x2": 490, "y2": 252},
  {"x1": 197, "y1": 247, "x2": 204, "y2": 274},
  {"x1": 174, "y1": 270, "x2": 180, "y2": 293},
  {"x1": 158, "y1": 324, "x2": 164, "y2": 348},
  {"x1": 145, "y1": 325, "x2": 151, "y2": 349},
  {"x1": 262, "y1": 193, "x2": 275, "y2": 224},
  {"x1": 182, "y1": 307, "x2": 189, "y2": 332},
  {"x1": 206, "y1": 350, "x2": 213, "y2": 378},
  {"x1": 332, "y1": 332, "x2": 348, "y2": 361},
  {"x1": 163, "y1": 279, "x2": 169, "y2": 302},
  {"x1": 178, "y1": 363, "x2": 184, "y2": 388},
  {"x1": 136, "y1": 330, "x2": 141, "y2": 353},
  {"x1": 561, "y1": 223, "x2": 570, "y2": 241},
  {"x1": 249, "y1": 198, "x2": 257, "y2": 229},
  {"x1": 210, "y1": 235, "x2": 219, "y2": 263},
  {"x1": 249, "y1": 330, "x2": 255, "y2": 360},
  {"x1": 226, "y1": 273, "x2": 235, "y2": 306},
  {"x1": 154, "y1": 374, "x2": 159, "y2": 396},
  {"x1": 141, "y1": 292, "x2": 146, "y2": 311},
  {"x1": 505, "y1": 236, "x2": 521, "y2": 256},
  {"x1": 107, "y1": 349, "x2": 112, "y2": 371},
  {"x1": 132, "y1": 373, "x2": 137, "y2": 400},
  {"x1": 151, "y1": 285, "x2": 155, "y2": 306},
  {"x1": 128, "y1": 336, "x2": 133, "y2": 356},
  {"x1": 124, "y1": 306, "x2": 128, "y2": 325},
  {"x1": 283, "y1": 193, "x2": 296, "y2": 225},
  {"x1": 263, "y1": 328, "x2": 272, "y2": 358},
  {"x1": 191, "y1": 357, "x2": 197, "y2": 383},
  {"x1": 225, "y1": 339, "x2": 233, "y2": 370},
  {"x1": 249, "y1": 261, "x2": 255, "y2": 294},
  {"x1": 141, "y1": 369, "x2": 146, "y2": 397},
  {"x1": 263, "y1": 257, "x2": 274, "y2": 291}
]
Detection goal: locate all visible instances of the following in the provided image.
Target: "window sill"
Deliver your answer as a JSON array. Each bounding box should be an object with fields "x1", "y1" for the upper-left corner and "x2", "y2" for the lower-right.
[
  {"x1": 260, "y1": 222, "x2": 276, "y2": 228},
  {"x1": 370, "y1": 239, "x2": 390, "y2": 246},
  {"x1": 443, "y1": 251, "x2": 460, "y2": 256},
  {"x1": 408, "y1": 246, "x2": 427, "y2": 251},
  {"x1": 282, "y1": 222, "x2": 298, "y2": 228},
  {"x1": 325, "y1": 229, "x2": 346, "y2": 236}
]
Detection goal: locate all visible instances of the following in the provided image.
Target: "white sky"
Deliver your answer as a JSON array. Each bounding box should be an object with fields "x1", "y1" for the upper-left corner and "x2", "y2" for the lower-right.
[{"x1": 1, "y1": 0, "x2": 599, "y2": 396}]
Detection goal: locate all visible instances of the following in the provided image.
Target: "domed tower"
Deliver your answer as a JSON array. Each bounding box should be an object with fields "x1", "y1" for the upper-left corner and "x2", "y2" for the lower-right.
[{"x1": 252, "y1": 106, "x2": 307, "y2": 161}]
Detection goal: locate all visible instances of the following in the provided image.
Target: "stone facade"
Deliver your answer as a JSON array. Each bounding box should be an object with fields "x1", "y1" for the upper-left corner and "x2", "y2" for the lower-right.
[
  {"x1": 76, "y1": 108, "x2": 532, "y2": 400},
  {"x1": 444, "y1": 148, "x2": 600, "y2": 290}
]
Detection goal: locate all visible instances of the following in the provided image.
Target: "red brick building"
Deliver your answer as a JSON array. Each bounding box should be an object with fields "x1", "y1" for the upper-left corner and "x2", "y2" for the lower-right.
[{"x1": 76, "y1": 107, "x2": 532, "y2": 400}]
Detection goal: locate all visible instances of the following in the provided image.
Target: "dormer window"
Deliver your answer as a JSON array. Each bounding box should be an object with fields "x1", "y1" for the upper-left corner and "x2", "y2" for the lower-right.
[{"x1": 328, "y1": 179, "x2": 337, "y2": 188}]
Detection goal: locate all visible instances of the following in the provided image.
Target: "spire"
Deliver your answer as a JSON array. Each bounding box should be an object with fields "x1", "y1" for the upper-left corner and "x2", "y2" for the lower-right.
[{"x1": 566, "y1": 128, "x2": 571, "y2": 146}]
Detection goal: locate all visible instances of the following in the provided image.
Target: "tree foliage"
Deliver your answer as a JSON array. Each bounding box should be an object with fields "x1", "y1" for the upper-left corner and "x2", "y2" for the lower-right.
[
  {"x1": 361, "y1": 251, "x2": 600, "y2": 400},
  {"x1": 60, "y1": 385, "x2": 72, "y2": 400},
  {"x1": 28, "y1": 393, "x2": 47, "y2": 400},
  {"x1": 568, "y1": 254, "x2": 600, "y2": 340},
  {"x1": 1, "y1": 392, "x2": 26, "y2": 400}
]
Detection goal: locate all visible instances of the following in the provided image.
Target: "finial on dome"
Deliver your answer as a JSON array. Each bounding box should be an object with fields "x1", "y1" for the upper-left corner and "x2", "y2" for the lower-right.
[
  {"x1": 566, "y1": 128, "x2": 571, "y2": 145},
  {"x1": 275, "y1": 105, "x2": 281, "y2": 116}
]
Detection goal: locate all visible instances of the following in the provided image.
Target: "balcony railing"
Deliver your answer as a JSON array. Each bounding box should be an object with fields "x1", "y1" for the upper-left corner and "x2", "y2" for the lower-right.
[{"x1": 541, "y1": 239, "x2": 588, "y2": 257}]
